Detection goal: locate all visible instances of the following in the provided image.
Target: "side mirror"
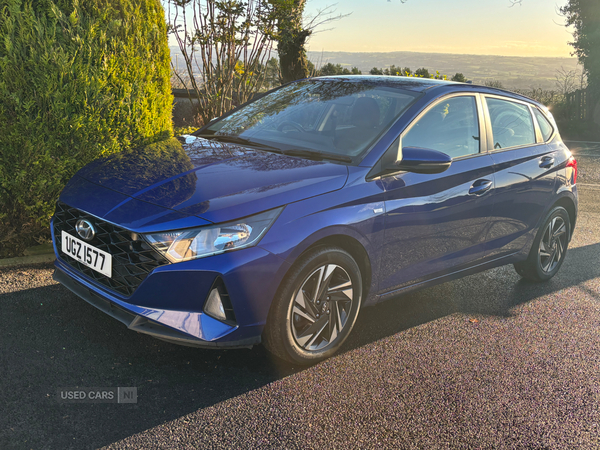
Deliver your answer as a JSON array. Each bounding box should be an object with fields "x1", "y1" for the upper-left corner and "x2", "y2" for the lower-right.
[
  {"x1": 392, "y1": 147, "x2": 452, "y2": 174},
  {"x1": 366, "y1": 143, "x2": 453, "y2": 181}
]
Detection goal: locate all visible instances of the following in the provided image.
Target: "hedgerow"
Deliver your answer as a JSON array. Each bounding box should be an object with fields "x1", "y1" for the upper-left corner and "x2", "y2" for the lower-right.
[{"x1": 0, "y1": 0, "x2": 173, "y2": 257}]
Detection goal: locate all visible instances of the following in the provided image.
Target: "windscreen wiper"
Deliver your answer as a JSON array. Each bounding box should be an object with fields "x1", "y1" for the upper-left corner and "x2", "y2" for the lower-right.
[
  {"x1": 194, "y1": 135, "x2": 352, "y2": 162},
  {"x1": 194, "y1": 134, "x2": 282, "y2": 152},
  {"x1": 281, "y1": 149, "x2": 353, "y2": 163}
]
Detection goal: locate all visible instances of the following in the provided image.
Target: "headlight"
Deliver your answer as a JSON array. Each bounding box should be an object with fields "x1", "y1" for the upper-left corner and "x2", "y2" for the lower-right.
[{"x1": 143, "y1": 207, "x2": 283, "y2": 263}]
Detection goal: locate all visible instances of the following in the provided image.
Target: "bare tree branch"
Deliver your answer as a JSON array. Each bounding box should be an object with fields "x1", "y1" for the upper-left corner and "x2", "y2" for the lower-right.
[{"x1": 165, "y1": 0, "x2": 277, "y2": 126}]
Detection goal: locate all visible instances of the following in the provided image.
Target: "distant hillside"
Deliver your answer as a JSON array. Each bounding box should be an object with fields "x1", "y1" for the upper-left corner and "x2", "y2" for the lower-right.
[
  {"x1": 307, "y1": 51, "x2": 580, "y2": 90},
  {"x1": 170, "y1": 47, "x2": 580, "y2": 91}
]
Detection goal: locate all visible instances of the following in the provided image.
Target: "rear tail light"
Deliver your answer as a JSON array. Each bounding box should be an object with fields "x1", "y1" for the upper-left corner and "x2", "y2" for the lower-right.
[{"x1": 566, "y1": 156, "x2": 577, "y2": 184}]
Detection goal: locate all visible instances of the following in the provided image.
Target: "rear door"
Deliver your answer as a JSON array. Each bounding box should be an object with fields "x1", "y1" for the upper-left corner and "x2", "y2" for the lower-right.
[
  {"x1": 482, "y1": 96, "x2": 558, "y2": 259},
  {"x1": 378, "y1": 93, "x2": 496, "y2": 294}
]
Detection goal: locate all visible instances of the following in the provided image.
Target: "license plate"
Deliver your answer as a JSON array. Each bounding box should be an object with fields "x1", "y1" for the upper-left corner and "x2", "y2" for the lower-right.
[{"x1": 61, "y1": 231, "x2": 112, "y2": 278}]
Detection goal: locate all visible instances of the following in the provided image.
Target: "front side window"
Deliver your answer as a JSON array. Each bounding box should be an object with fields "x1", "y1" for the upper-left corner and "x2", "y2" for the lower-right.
[
  {"x1": 402, "y1": 96, "x2": 480, "y2": 158},
  {"x1": 202, "y1": 80, "x2": 420, "y2": 159},
  {"x1": 487, "y1": 98, "x2": 535, "y2": 149}
]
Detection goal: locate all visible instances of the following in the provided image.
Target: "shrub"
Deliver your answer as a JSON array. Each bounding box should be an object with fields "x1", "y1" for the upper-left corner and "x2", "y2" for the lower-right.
[
  {"x1": 173, "y1": 126, "x2": 199, "y2": 137},
  {"x1": 0, "y1": 0, "x2": 173, "y2": 257},
  {"x1": 451, "y1": 73, "x2": 467, "y2": 83},
  {"x1": 484, "y1": 80, "x2": 505, "y2": 89},
  {"x1": 367, "y1": 66, "x2": 448, "y2": 80}
]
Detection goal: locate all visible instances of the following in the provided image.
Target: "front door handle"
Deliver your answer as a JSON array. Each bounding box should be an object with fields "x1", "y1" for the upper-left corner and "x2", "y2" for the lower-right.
[
  {"x1": 469, "y1": 179, "x2": 493, "y2": 196},
  {"x1": 539, "y1": 156, "x2": 555, "y2": 169}
]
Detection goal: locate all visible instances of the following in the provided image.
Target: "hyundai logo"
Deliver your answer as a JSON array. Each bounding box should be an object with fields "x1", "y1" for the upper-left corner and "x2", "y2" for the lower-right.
[{"x1": 75, "y1": 219, "x2": 95, "y2": 241}]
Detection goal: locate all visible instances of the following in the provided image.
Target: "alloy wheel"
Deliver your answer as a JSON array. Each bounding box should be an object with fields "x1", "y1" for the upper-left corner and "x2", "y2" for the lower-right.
[
  {"x1": 538, "y1": 215, "x2": 567, "y2": 274},
  {"x1": 290, "y1": 264, "x2": 354, "y2": 352}
]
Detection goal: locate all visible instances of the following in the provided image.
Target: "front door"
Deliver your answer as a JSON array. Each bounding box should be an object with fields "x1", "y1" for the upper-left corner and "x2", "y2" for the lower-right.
[{"x1": 378, "y1": 94, "x2": 495, "y2": 294}]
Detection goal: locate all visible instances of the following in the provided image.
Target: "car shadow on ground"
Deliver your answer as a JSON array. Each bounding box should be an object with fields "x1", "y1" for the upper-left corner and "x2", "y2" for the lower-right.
[
  {"x1": 345, "y1": 240, "x2": 600, "y2": 350},
  {"x1": 1, "y1": 242, "x2": 599, "y2": 449}
]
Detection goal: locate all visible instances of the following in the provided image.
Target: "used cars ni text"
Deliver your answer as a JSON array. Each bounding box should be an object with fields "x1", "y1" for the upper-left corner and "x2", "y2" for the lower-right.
[{"x1": 52, "y1": 76, "x2": 578, "y2": 364}]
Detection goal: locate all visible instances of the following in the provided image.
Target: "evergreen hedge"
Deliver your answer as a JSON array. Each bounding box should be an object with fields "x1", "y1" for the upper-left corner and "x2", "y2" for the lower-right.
[{"x1": 0, "y1": 0, "x2": 173, "y2": 257}]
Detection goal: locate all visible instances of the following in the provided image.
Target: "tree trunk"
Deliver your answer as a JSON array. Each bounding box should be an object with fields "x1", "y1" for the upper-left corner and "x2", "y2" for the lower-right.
[{"x1": 277, "y1": 0, "x2": 310, "y2": 84}]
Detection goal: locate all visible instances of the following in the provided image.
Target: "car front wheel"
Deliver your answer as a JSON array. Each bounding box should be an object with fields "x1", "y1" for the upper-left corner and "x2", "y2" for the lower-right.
[{"x1": 263, "y1": 247, "x2": 363, "y2": 365}]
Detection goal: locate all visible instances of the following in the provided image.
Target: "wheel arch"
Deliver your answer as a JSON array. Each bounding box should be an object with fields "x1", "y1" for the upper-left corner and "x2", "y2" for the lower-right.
[
  {"x1": 552, "y1": 195, "x2": 577, "y2": 240},
  {"x1": 275, "y1": 231, "x2": 374, "y2": 307},
  {"x1": 301, "y1": 234, "x2": 373, "y2": 304}
]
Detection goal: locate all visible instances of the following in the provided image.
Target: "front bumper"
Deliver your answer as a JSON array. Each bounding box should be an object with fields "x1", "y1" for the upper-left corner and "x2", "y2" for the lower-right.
[
  {"x1": 52, "y1": 242, "x2": 290, "y2": 348},
  {"x1": 54, "y1": 265, "x2": 264, "y2": 348},
  {"x1": 53, "y1": 267, "x2": 259, "y2": 348}
]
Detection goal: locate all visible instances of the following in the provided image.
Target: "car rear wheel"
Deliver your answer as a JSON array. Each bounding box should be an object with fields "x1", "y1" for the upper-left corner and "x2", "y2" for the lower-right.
[
  {"x1": 263, "y1": 247, "x2": 362, "y2": 365},
  {"x1": 514, "y1": 206, "x2": 570, "y2": 282}
]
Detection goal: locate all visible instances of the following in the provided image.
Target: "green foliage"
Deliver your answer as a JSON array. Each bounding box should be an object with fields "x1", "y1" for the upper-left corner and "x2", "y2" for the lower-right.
[
  {"x1": 414, "y1": 67, "x2": 431, "y2": 78},
  {"x1": 369, "y1": 65, "x2": 447, "y2": 79},
  {"x1": 173, "y1": 126, "x2": 199, "y2": 136},
  {"x1": 0, "y1": 0, "x2": 173, "y2": 257},
  {"x1": 370, "y1": 65, "x2": 411, "y2": 76},
  {"x1": 560, "y1": 0, "x2": 600, "y2": 94},
  {"x1": 484, "y1": 80, "x2": 505, "y2": 89},
  {"x1": 317, "y1": 63, "x2": 361, "y2": 76},
  {"x1": 451, "y1": 73, "x2": 467, "y2": 82}
]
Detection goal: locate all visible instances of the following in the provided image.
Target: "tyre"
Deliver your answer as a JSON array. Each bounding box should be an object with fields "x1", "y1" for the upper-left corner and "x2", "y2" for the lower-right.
[
  {"x1": 514, "y1": 206, "x2": 570, "y2": 282},
  {"x1": 263, "y1": 247, "x2": 363, "y2": 365}
]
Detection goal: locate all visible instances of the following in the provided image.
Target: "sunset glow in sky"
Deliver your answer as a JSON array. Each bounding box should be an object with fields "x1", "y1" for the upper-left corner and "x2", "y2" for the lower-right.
[{"x1": 304, "y1": 0, "x2": 575, "y2": 57}]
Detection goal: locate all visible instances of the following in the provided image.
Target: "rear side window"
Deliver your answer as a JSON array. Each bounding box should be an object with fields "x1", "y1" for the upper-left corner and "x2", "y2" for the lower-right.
[
  {"x1": 402, "y1": 96, "x2": 480, "y2": 158},
  {"x1": 486, "y1": 98, "x2": 535, "y2": 150},
  {"x1": 534, "y1": 108, "x2": 554, "y2": 142}
]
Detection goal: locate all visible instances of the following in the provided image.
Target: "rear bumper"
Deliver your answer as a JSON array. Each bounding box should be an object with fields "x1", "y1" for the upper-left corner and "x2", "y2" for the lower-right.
[
  {"x1": 53, "y1": 263, "x2": 262, "y2": 349},
  {"x1": 570, "y1": 184, "x2": 578, "y2": 241}
]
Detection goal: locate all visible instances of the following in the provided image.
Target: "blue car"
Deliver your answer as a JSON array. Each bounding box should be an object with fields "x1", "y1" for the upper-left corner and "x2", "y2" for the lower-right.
[{"x1": 52, "y1": 76, "x2": 578, "y2": 364}]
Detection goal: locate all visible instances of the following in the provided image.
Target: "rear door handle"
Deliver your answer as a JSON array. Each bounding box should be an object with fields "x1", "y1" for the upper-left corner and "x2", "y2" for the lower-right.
[
  {"x1": 539, "y1": 156, "x2": 555, "y2": 169},
  {"x1": 469, "y1": 179, "x2": 493, "y2": 195}
]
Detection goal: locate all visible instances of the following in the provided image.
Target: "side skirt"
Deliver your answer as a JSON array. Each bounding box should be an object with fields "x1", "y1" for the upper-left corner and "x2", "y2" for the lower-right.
[{"x1": 374, "y1": 252, "x2": 521, "y2": 304}]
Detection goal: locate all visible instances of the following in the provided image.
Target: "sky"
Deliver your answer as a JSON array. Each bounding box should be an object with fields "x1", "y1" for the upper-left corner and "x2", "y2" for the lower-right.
[{"x1": 303, "y1": 0, "x2": 575, "y2": 57}]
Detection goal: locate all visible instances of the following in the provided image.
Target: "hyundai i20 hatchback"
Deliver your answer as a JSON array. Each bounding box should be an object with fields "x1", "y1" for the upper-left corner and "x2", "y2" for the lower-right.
[{"x1": 52, "y1": 76, "x2": 578, "y2": 364}]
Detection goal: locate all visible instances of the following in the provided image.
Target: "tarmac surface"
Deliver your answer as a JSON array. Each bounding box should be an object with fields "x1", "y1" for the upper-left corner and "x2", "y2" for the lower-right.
[{"x1": 1, "y1": 141, "x2": 600, "y2": 449}]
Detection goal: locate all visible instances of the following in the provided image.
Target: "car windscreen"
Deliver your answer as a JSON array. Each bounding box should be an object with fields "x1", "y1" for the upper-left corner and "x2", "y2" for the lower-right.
[{"x1": 201, "y1": 79, "x2": 420, "y2": 161}]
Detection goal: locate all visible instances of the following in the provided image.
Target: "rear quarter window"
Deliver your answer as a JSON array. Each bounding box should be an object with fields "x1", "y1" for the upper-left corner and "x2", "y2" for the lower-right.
[{"x1": 534, "y1": 108, "x2": 554, "y2": 142}]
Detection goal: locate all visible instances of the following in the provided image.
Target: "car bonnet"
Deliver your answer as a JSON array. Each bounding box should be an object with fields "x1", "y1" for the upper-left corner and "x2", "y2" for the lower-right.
[{"x1": 71, "y1": 137, "x2": 349, "y2": 224}]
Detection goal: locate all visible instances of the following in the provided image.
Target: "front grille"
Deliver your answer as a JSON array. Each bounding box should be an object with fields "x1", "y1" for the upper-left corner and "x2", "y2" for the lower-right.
[{"x1": 53, "y1": 201, "x2": 169, "y2": 297}]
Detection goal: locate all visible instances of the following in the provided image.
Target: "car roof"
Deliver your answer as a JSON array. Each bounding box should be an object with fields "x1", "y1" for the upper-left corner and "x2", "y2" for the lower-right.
[
  {"x1": 441, "y1": 82, "x2": 544, "y2": 106},
  {"x1": 308, "y1": 75, "x2": 455, "y2": 92},
  {"x1": 306, "y1": 75, "x2": 543, "y2": 107}
]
